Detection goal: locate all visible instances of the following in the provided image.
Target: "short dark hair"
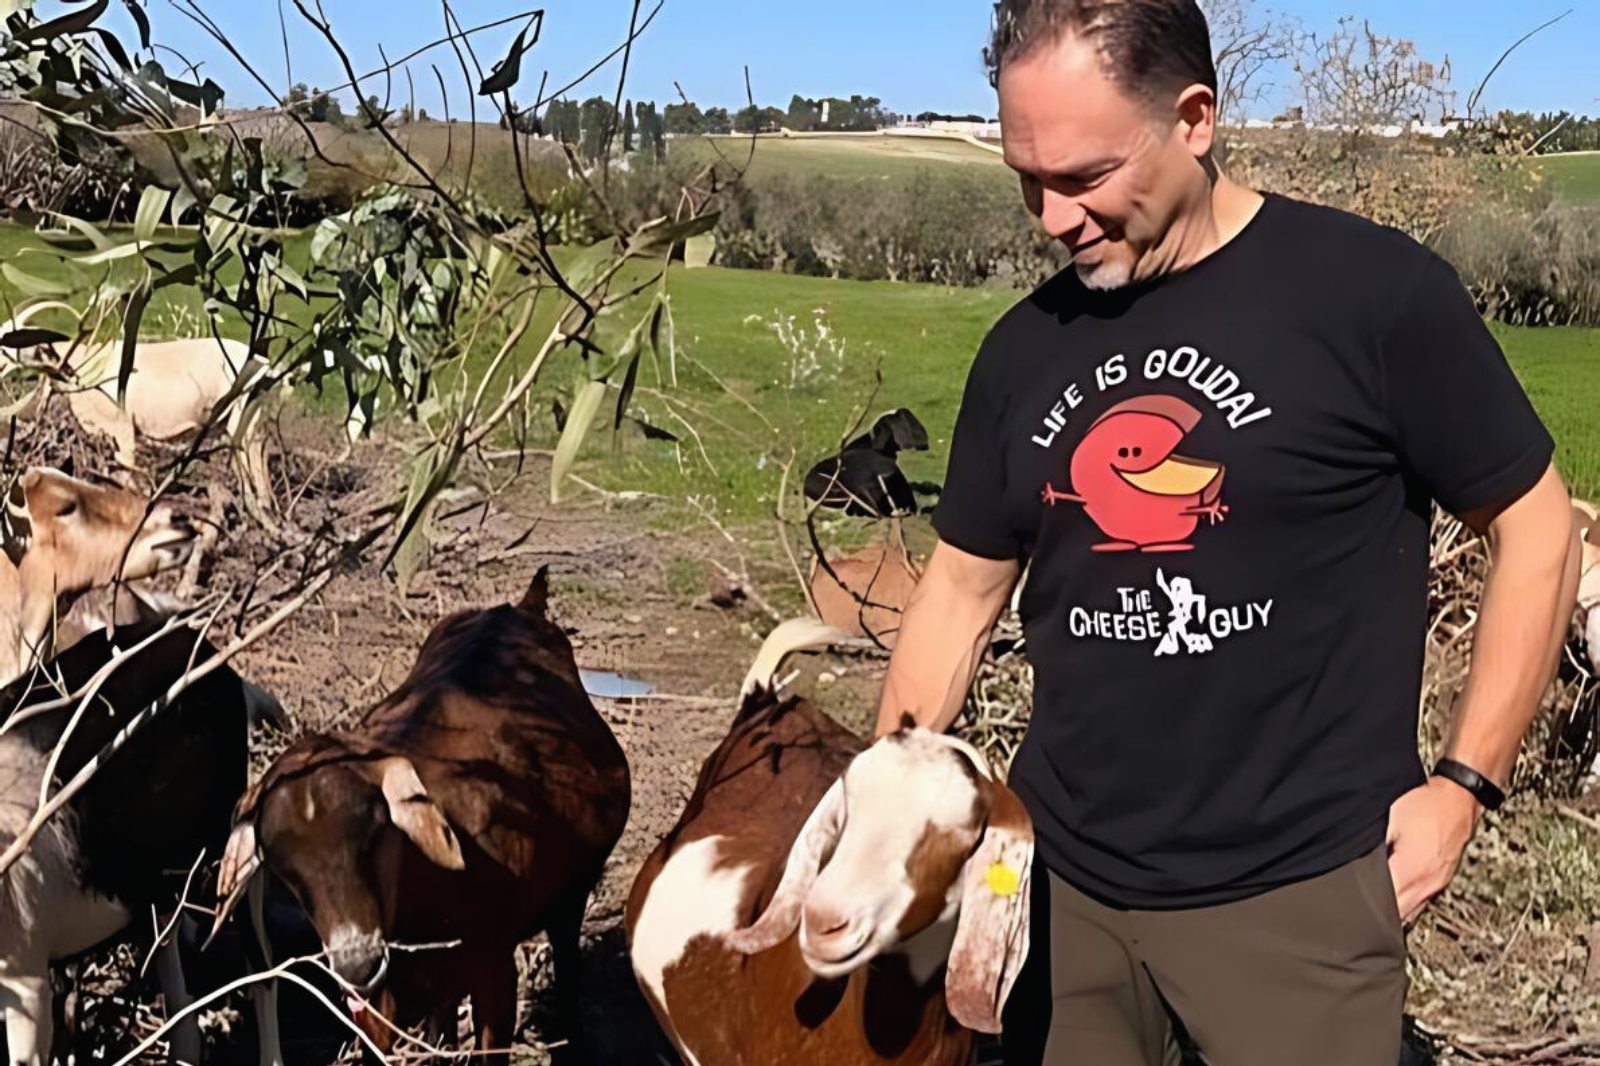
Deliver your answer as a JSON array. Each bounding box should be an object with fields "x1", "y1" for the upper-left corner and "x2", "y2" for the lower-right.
[{"x1": 985, "y1": 0, "x2": 1217, "y2": 112}]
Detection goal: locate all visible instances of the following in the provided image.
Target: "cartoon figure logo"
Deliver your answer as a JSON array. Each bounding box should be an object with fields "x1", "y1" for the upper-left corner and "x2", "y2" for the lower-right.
[
  {"x1": 1153, "y1": 568, "x2": 1214, "y2": 656},
  {"x1": 1042, "y1": 394, "x2": 1228, "y2": 553}
]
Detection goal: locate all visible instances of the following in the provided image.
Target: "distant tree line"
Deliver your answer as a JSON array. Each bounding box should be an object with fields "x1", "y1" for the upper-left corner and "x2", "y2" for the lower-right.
[
  {"x1": 1487, "y1": 109, "x2": 1600, "y2": 154},
  {"x1": 530, "y1": 97, "x2": 667, "y2": 162},
  {"x1": 777, "y1": 94, "x2": 894, "y2": 132},
  {"x1": 915, "y1": 111, "x2": 992, "y2": 123}
]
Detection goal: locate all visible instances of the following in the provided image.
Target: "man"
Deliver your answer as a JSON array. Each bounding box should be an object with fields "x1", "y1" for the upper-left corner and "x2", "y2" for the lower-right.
[{"x1": 875, "y1": 2, "x2": 1580, "y2": 1064}]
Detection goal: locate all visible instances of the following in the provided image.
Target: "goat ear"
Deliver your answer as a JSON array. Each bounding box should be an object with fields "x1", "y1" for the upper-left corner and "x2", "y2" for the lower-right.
[
  {"x1": 725, "y1": 777, "x2": 846, "y2": 955},
  {"x1": 520, "y1": 564, "x2": 550, "y2": 615},
  {"x1": 945, "y1": 781, "x2": 1034, "y2": 1035},
  {"x1": 377, "y1": 757, "x2": 466, "y2": 871},
  {"x1": 211, "y1": 821, "x2": 263, "y2": 943}
]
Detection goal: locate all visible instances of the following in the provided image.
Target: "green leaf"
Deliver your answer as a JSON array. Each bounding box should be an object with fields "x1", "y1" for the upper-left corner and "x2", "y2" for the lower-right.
[
  {"x1": 309, "y1": 216, "x2": 346, "y2": 263},
  {"x1": 170, "y1": 184, "x2": 196, "y2": 226},
  {"x1": 151, "y1": 262, "x2": 199, "y2": 290},
  {"x1": 167, "y1": 76, "x2": 224, "y2": 115},
  {"x1": 271, "y1": 256, "x2": 308, "y2": 300},
  {"x1": 1, "y1": 263, "x2": 72, "y2": 298},
  {"x1": 133, "y1": 186, "x2": 170, "y2": 243},
  {"x1": 47, "y1": 213, "x2": 113, "y2": 251},
  {"x1": 550, "y1": 379, "x2": 606, "y2": 504},
  {"x1": 117, "y1": 283, "x2": 150, "y2": 404},
  {"x1": 478, "y1": 14, "x2": 542, "y2": 96},
  {"x1": 71, "y1": 240, "x2": 148, "y2": 265},
  {"x1": 0, "y1": 328, "x2": 68, "y2": 349},
  {"x1": 597, "y1": 312, "x2": 646, "y2": 382},
  {"x1": 613, "y1": 336, "x2": 644, "y2": 436},
  {"x1": 124, "y1": 0, "x2": 151, "y2": 49},
  {"x1": 626, "y1": 212, "x2": 720, "y2": 258},
  {"x1": 384, "y1": 444, "x2": 458, "y2": 575},
  {"x1": 651, "y1": 293, "x2": 677, "y2": 387},
  {"x1": 17, "y1": 0, "x2": 109, "y2": 42},
  {"x1": 683, "y1": 231, "x2": 716, "y2": 269},
  {"x1": 563, "y1": 240, "x2": 618, "y2": 296},
  {"x1": 390, "y1": 500, "x2": 432, "y2": 597},
  {"x1": 93, "y1": 28, "x2": 132, "y2": 72}
]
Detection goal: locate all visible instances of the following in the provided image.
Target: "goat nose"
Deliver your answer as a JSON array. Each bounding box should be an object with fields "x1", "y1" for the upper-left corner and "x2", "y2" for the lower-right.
[
  {"x1": 802, "y1": 905, "x2": 872, "y2": 964},
  {"x1": 813, "y1": 913, "x2": 851, "y2": 937},
  {"x1": 330, "y1": 945, "x2": 385, "y2": 990}
]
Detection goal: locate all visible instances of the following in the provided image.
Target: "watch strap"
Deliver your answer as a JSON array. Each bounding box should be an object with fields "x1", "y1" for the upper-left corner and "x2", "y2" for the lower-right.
[{"x1": 1431, "y1": 757, "x2": 1506, "y2": 811}]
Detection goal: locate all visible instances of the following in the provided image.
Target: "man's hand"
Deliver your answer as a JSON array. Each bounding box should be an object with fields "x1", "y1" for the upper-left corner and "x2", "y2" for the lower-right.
[{"x1": 1385, "y1": 777, "x2": 1482, "y2": 923}]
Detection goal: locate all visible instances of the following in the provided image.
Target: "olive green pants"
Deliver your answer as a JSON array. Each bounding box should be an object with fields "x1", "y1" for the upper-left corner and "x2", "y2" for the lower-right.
[{"x1": 1001, "y1": 846, "x2": 1407, "y2": 1066}]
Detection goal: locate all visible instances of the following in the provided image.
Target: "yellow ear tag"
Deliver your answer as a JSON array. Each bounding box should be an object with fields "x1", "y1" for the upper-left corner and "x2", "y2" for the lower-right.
[{"x1": 986, "y1": 862, "x2": 1021, "y2": 897}]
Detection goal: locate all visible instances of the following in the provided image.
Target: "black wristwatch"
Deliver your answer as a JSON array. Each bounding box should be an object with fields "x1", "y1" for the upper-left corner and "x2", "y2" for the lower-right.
[{"x1": 1431, "y1": 758, "x2": 1506, "y2": 811}]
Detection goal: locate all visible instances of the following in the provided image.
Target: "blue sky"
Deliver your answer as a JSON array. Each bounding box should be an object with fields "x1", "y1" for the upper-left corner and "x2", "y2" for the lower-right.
[{"x1": 95, "y1": 1, "x2": 1598, "y2": 120}]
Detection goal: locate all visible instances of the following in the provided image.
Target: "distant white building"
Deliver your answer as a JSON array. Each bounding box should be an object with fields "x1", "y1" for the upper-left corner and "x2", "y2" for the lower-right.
[
  {"x1": 927, "y1": 119, "x2": 1003, "y2": 141},
  {"x1": 1240, "y1": 115, "x2": 1460, "y2": 138}
]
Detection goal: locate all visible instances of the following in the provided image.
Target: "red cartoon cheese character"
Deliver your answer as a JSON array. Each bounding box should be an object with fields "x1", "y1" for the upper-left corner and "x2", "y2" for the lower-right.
[{"x1": 1042, "y1": 394, "x2": 1228, "y2": 552}]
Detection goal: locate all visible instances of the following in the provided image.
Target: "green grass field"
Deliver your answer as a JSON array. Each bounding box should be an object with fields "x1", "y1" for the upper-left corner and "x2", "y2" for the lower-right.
[
  {"x1": 1536, "y1": 152, "x2": 1600, "y2": 202},
  {"x1": 2, "y1": 219, "x2": 1596, "y2": 517}
]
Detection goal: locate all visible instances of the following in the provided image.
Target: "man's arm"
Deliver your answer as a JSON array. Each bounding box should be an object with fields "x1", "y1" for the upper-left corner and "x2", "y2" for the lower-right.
[
  {"x1": 1387, "y1": 461, "x2": 1580, "y2": 922},
  {"x1": 874, "y1": 540, "x2": 1021, "y2": 737}
]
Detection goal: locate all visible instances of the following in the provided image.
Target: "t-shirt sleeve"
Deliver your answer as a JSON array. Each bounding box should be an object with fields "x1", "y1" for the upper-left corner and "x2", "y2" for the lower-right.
[
  {"x1": 931, "y1": 347, "x2": 1020, "y2": 560},
  {"x1": 1380, "y1": 252, "x2": 1554, "y2": 516}
]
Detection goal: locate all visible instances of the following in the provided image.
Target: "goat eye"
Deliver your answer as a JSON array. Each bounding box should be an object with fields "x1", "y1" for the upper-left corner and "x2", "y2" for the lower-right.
[{"x1": 57, "y1": 502, "x2": 77, "y2": 518}]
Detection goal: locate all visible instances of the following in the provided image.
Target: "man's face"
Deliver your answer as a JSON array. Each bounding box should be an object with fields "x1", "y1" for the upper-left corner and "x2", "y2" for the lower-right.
[{"x1": 999, "y1": 34, "x2": 1209, "y2": 290}]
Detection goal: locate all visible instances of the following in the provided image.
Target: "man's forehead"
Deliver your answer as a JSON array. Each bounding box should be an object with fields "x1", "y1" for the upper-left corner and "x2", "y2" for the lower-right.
[{"x1": 999, "y1": 34, "x2": 1152, "y2": 171}]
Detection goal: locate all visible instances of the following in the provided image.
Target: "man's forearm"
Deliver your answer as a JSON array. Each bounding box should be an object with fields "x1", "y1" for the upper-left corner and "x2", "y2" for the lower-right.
[
  {"x1": 875, "y1": 546, "x2": 1017, "y2": 737},
  {"x1": 1447, "y1": 478, "x2": 1580, "y2": 789}
]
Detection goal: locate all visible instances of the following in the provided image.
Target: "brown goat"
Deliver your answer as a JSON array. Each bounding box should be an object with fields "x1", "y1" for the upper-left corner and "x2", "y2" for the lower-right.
[
  {"x1": 808, "y1": 541, "x2": 921, "y2": 649},
  {"x1": 0, "y1": 466, "x2": 195, "y2": 688},
  {"x1": 215, "y1": 567, "x2": 631, "y2": 1058},
  {"x1": 626, "y1": 619, "x2": 1034, "y2": 1066}
]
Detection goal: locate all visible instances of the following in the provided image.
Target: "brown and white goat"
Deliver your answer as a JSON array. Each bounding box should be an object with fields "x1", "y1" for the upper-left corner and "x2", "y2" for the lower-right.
[
  {"x1": 626, "y1": 619, "x2": 1034, "y2": 1066},
  {"x1": 0, "y1": 467, "x2": 195, "y2": 688},
  {"x1": 215, "y1": 566, "x2": 631, "y2": 1059}
]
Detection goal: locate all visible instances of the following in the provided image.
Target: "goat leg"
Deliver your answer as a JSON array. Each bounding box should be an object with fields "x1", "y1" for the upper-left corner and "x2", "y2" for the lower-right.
[
  {"x1": 0, "y1": 969, "x2": 50, "y2": 1066},
  {"x1": 154, "y1": 931, "x2": 203, "y2": 1066},
  {"x1": 469, "y1": 948, "x2": 517, "y2": 1056},
  {"x1": 545, "y1": 891, "x2": 593, "y2": 1065},
  {"x1": 247, "y1": 877, "x2": 284, "y2": 1066}
]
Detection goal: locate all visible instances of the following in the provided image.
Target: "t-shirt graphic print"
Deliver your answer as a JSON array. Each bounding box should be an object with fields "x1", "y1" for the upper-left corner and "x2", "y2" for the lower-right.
[{"x1": 931, "y1": 194, "x2": 1554, "y2": 909}]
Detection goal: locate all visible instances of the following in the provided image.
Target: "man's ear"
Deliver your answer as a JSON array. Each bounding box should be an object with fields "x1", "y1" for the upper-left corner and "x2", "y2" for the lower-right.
[{"x1": 1175, "y1": 82, "x2": 1217, "y2": 159}]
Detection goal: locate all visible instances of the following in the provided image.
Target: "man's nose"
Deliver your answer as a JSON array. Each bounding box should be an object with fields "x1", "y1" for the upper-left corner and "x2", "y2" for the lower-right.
[{"x1": 1039, "y1": 189, "x2": 1087, "y2": 239}]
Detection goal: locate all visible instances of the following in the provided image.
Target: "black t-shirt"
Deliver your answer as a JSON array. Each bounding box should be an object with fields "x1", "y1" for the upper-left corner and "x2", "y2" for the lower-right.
[{"x1": 934, "y1": 192, "x2": 1554, "y2": 909}]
